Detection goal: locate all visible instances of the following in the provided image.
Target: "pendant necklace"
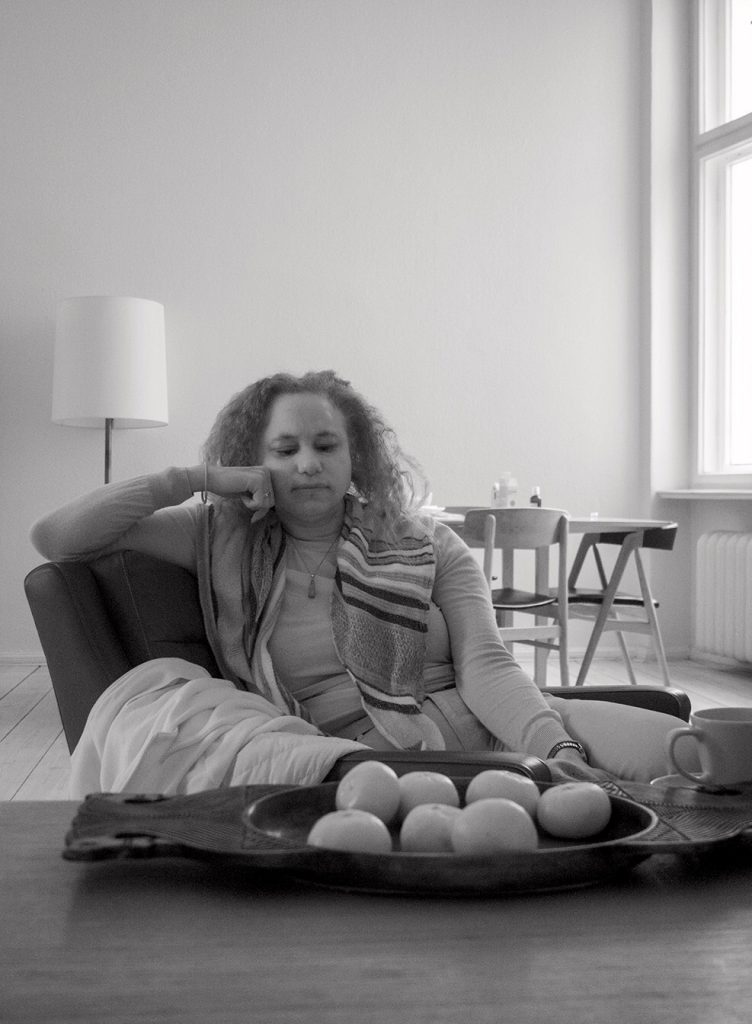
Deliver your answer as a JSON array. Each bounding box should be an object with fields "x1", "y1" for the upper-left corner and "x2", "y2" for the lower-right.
[{"x1": 287, "y1": 534, "x2": 339, "y2": 598}]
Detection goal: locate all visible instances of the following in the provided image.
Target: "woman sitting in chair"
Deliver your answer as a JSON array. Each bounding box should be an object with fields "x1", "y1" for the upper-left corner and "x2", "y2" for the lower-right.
[{"x1": 31, "y1": 370, "x2": 694, "y2": 795}]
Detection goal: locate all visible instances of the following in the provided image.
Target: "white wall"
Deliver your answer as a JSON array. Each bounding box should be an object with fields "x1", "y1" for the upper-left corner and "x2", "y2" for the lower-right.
[{"x1": 1, "y1": 0, "x2": 659, "y2": 659}]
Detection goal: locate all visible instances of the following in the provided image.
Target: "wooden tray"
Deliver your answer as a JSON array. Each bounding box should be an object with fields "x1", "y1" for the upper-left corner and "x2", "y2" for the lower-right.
[{"x1": 63, "y1": 778, "x2": 752, "y2": 897}]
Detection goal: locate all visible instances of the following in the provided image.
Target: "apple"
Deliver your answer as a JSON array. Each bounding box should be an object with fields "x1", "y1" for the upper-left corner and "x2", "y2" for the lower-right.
[
  {"x1": 307, "y1": 809, "x2": 393, "y2": 853},
  {"x1": 464, "y1": 770, "x2": 540, "y2": 818},
  {"x1": 536, "y1": 782, "x2": 612, "y2": 840},
  {"x1": 335, "y1": 760, "x2": 401, "y2": 824},
  {"x1": 450, "y1": 797, "x2": 538, "y2": 855},
  {"x1": 399, "y1": 803, "x2": 463, "y2": 853},
  {"x1": 397, "y1": 771, "x2": 460, "y2": 819}
]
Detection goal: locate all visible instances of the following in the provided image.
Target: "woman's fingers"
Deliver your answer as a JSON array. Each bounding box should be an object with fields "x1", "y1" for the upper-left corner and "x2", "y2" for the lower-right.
[
  {"x1": 238, "y1": 468, "x2": 274, "y2": 521},
  {"x1": 207, "y1": 466, "x2": 274, "y2": 519}
]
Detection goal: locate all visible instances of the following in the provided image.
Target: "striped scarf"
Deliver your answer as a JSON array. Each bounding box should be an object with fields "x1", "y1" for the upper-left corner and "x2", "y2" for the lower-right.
[{"x1": 246, "y1": 495, "x2": 446, "y2": 751}]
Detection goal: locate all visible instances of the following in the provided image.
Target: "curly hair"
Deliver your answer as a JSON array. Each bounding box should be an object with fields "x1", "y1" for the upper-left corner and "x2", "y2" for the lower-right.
[{"x1": 202, "y1": 370, "x2": 429, "y2": 528}]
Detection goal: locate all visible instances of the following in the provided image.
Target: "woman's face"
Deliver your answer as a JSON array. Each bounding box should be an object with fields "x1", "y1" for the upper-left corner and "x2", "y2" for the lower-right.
[{"x1": 260, "y1": 392, "x2": 352, "y2": 534}]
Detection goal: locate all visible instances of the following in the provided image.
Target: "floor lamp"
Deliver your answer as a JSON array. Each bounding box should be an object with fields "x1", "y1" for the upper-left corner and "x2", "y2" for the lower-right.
[{"x1": 52, "y1": 296, "x2": 168, "y2": 483}]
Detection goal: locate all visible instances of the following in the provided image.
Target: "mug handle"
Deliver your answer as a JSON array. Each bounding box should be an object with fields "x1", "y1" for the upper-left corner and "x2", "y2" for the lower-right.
[{"x1": 666, "y1": 726, "x2": 709, "y2": 785}]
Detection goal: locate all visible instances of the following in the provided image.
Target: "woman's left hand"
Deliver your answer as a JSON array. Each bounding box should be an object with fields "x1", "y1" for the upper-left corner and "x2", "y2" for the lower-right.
[{"x1": 545, "y1": 751, "x2": 613, "y2": 784}]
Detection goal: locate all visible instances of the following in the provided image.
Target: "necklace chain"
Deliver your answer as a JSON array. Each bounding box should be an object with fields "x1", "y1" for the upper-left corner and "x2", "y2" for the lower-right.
[{"x1": 287, "y1": 535, "x2": 339, "y2": 598}]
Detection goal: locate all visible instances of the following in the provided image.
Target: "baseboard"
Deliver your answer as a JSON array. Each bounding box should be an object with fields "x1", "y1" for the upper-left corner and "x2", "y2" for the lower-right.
[
  {"x1": 0, "y1": 651, "x2": 46, "y2": 665},
  {"x1": 689, "y1": 647, "x2": 752, "y2": 671}
]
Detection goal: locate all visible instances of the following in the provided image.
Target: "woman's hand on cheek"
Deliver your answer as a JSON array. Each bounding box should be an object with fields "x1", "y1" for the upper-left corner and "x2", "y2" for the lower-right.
[{"x1": 194, "y1": 465, "x2": 275, "y2": 521}]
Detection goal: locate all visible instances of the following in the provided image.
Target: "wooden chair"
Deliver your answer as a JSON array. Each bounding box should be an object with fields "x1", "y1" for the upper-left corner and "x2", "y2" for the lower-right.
[
  {"x1": 463, "y1": 508, "x2": 570, "y2": 687},
  {"x1": 565, "y1": 523, "x2": 678, "y2": 687}
]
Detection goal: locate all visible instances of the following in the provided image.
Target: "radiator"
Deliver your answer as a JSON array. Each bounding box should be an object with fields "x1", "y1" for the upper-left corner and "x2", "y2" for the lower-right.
[{"x1": 696, "y1": 531, "x2": 752, "y2": 662}]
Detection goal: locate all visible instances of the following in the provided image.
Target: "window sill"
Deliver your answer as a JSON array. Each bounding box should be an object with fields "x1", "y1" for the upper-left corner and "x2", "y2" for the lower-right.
[{"x1": 657, "y1": 490, "x2": 752, "y2": 501}]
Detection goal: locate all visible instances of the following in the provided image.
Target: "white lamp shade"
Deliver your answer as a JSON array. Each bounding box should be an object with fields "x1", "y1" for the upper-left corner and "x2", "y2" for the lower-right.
[{"x1": 53, "y1": 296, "x2": 168, "y2": 428}]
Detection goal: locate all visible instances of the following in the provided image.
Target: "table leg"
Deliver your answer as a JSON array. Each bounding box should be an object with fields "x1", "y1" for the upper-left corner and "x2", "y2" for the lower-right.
[{"x1": 574, "y1": 535, "x2": 640, "y2": 686}]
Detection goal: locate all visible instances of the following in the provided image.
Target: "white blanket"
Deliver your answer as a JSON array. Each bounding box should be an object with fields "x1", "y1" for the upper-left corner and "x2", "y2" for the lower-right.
[{"x1": 69, "y1": 658, "x2": 366, "y2": 798}]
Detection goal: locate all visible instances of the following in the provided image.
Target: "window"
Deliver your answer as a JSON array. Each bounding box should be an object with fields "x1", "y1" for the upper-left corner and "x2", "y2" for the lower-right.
[{"x1": 696, "y1": 0, "x2": 752, "y2": 480}]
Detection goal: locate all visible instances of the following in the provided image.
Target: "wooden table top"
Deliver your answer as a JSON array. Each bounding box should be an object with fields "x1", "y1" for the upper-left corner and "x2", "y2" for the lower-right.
[
  {"x1": 2, "y1": 800, "x2": 751, "y2": 1023},
  {"x1": 441, "y1": 508, "x2": 677, "y2": 535}
]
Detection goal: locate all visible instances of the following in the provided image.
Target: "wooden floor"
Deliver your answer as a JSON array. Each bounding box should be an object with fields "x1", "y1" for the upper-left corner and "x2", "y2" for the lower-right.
[
  {"x1": 0, "y1": 664, "x2": 71, "y2": 801},
  {"x1": 2, "y1": 657, "x2": 752, "y2": 800}
]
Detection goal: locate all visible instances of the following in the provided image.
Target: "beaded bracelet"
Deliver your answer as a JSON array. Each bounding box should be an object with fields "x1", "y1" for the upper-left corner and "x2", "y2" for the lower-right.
[{"x1": 547, "y1": 739, "x2": 589, "y2": 763}]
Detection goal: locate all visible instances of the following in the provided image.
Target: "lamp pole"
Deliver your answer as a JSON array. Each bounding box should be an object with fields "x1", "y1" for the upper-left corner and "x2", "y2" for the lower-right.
[{"x1": 104, "y1": 417, "x2": 113, "y2": 484}]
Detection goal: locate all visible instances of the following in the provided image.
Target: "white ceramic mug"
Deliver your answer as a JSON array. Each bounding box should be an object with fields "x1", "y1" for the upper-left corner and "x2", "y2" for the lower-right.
[{"x1": 666, "y1": 707, "x2": 752, "y2": 787}]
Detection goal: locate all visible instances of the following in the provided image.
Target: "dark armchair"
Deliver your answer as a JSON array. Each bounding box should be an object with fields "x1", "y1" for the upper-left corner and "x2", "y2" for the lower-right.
[{"x1": 24, "y1": 550, "x2": 690, "y2": 783}]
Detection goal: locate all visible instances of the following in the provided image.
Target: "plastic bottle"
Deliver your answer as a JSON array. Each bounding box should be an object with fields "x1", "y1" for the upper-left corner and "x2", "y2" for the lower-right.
[{"x1": 491, "y1": 473, "x2": 518, "y2": 508}]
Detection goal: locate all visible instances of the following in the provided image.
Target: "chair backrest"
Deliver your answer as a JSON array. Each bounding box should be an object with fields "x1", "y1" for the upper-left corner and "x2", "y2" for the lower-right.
[
  {"x1": 463, "y1": 507, "x2": 569, "y2": 551},
  {"x1": 588, "y1": 523, "x2": 678, "y2": 552},
  {"x1": 462, "y1": 507, "x2": 569, "y2": 598},
  {"x1": 24, "y1": 550, "x2": 218, "y2": 751}
]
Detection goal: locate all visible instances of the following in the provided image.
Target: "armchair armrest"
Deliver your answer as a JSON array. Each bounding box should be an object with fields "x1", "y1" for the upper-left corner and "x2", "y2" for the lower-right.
[
  {"x1": 324, "y1": 749, "x2": 551, "y2": 784},
  {"x1": 542, "y1": 685, "x2": 691, "y2": 721},
  {"x1": 24, "y1": 561, "x2": 131, "y2": 752}
]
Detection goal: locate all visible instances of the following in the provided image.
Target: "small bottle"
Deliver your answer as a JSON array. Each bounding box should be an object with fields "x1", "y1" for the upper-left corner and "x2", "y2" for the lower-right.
[
  {"x1": 492, "y1": 473, "x2": 517, "y2": 508},
  {"x1": 530, "y1": 486, "x2": 542, "y2": 507}
]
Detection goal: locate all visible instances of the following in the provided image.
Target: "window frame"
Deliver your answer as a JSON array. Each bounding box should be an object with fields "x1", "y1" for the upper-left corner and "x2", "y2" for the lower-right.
[{"x1": 693, "y1": 0, "x2": 752, "y2": 486}]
